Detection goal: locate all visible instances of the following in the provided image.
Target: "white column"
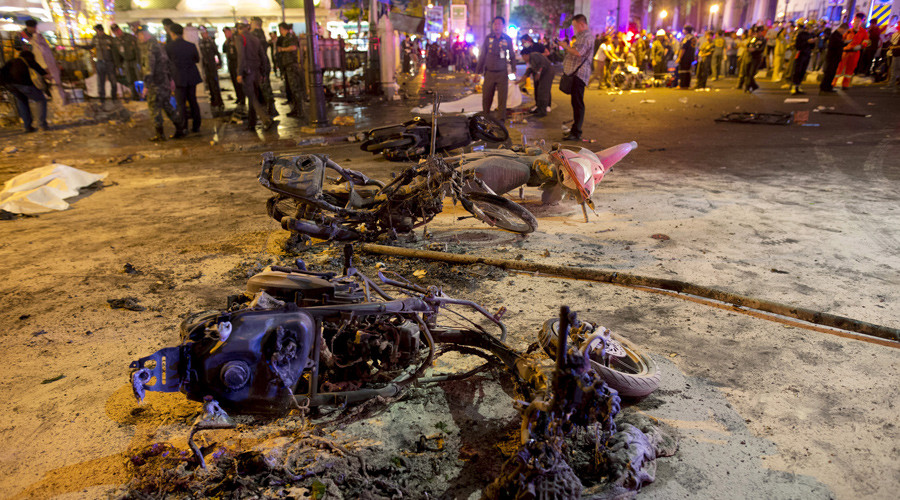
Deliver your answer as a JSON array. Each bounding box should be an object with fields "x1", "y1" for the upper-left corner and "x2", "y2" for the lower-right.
[{"x1": 722, "y1": 0, "x2": 736, "y2": 30}]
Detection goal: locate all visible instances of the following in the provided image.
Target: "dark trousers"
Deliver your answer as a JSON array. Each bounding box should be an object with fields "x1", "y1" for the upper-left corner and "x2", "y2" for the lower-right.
[
  {"x1": 678, "y1": 60, "x2": 693, "y2": 88},
  {"x1": 697, "y1": 57, "x2": 711, "y2": 88},
  {"x1": 482, "y1": 70, "x2": 508, "y2": 120},
  {"x1": 229, "y1": 69, "x2": 246, "y2": 105},
  {"x1": 792, "y1": 53, "x2": 811, "y2": 86},
  {"x1": 242, "y1": 71, "x2": 269, "y2": 127},
  {"x1": 175, "y1": 84, "x2": 201, "y2": 132},
  {"x1": 569, "y1": 77, "x2": 586, "y2": 137},
  {"x1": 10, "y1": 84, "x2": 47, "y2": 130},
  {"x1": 203, "y1": 69, "x2": 223, "y2": 109},
  {"x1": 96, "y1": 60, "x2": 117, "y2": 101},
  {"x1": 820, "y1": 56, "x2": 841, "y2": 91},
  {"x1": 726, "y1": 54, "x2": 738, "y2": 75},
  {"x1": 534, "y1": 69, "x2": 553, "y2": 115}
]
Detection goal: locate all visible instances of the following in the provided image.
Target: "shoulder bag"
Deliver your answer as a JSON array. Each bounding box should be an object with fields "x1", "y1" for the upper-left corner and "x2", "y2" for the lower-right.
[{"x1": 559, "y1": 58, "x2": 586, "y2": 95}]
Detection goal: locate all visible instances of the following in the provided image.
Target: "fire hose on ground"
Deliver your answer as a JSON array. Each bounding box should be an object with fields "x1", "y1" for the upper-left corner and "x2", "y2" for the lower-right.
[{"x1": 358, "y1": 243, "x2": 900, "y2": 347}]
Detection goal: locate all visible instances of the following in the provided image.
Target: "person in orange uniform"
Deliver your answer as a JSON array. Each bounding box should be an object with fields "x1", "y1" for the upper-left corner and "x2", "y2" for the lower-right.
[{"x1": 833, "y1": 12, "x2": 869, "y2": 90}]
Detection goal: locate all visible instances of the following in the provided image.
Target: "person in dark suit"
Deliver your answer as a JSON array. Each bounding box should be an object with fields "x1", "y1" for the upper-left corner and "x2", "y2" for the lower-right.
[
  {"x1": 166, "y1": 23, "x2": 202, "y2": 134},
  {"x1": 819, "y1": 23, "x2": 848, "y2": 94}
]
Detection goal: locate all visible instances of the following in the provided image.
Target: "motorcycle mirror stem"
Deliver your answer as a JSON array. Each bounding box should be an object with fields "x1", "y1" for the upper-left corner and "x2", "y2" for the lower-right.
[{"x1": 429, "y1": 94, "x2": 440, "y2": 158}]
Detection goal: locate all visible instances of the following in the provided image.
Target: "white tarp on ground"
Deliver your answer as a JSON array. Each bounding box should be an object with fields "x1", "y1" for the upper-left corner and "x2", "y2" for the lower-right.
[
  {"x1": 83, "y1": 74, "x2": 132, "y2": 99},
  {"x1": 412, "y1": 82, "x2": 523, "y2": 115},
  {"x1": 0, "y1": 164, "x2": 107, "y2": 214}
]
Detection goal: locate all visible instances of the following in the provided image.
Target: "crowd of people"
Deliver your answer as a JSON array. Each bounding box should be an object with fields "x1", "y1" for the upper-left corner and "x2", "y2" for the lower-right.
[
  {"x1": 1, "y1": 17, "x2": 311, "y2": 138},
  {"x1": 473, "y1": 13, "x2": 899, "y2": 141}
]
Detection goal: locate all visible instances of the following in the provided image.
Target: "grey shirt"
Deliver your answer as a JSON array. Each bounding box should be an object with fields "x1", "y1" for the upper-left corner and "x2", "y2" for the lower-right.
[{"x1": 476, "y1": 32, "x2": 515, "y2": 74}]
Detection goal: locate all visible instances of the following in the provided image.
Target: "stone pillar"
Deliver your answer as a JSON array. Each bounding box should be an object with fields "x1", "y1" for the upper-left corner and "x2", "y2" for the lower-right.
[{"x1": 722, "y1": 0, "x2": 736, "y2": 29}]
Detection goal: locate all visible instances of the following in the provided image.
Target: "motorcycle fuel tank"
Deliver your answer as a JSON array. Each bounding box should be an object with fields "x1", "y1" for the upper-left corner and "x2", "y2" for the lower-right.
[{"x1": 131, "y1": 308, "x2": 317, "y2": 413}]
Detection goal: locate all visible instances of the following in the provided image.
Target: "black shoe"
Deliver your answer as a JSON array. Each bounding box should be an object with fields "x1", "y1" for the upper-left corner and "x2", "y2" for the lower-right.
[
  {"x1": 170, "y1": 129, "x2": 186, "y2": 139},
  {"x1": 533, "y1": 112, "x2": 547, "y2": 118},
  {"x1": 262, "y1": 119, "x2": 279, "y2": 131},
  {"x1": 562, "y1": 133, "x2": 581, "y2": 141},
  {"x1": 148, "y1": 133, "x2": 166, "y2": 142},
  {"x1": 24, "y1": 126, "x2": 37, "y2": 133},
  {"x1": 819, "y1": 88, "x2": 837, "y2": 94}
]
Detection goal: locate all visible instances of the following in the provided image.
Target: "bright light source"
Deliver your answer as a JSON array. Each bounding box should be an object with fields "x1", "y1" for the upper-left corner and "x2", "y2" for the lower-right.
[
  {"x1": 507, "y1": 25, "x2": 518, "y2": 39},
  {"x1": 659, "y1": 10, "x2": 668, "y2": 19},
  {"x1": 465, "y1": 32, "x2": 474, "y2": 43},
  {"x1": 656, "y1": 29, "x2": 666, "y2": 35},
  {"x1": 473, "y1": 47, "x2": 480, "y2": 58},
  {"x1": 710, "y1": 4, "x2": 719, "y2": 14}
]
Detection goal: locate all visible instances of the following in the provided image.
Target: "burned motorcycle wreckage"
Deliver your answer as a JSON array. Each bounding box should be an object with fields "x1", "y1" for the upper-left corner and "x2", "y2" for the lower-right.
[
  {"x1": 258, "y1": 141, "x2": 638, "y2": 243},
  {"x1": 359, "y1": 112, "x2": 510, "y2": 161},
  {"x1": 259, "y1": 151, "x2": 538, "y2": 242},
  {"x1": 129, "y1": 246, "x2": 670, "y2": 497}
]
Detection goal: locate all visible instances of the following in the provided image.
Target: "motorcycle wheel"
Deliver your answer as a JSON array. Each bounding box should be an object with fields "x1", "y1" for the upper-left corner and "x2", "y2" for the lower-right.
[
  {"x1": 469, "y1": 112, "x2": 509, "y2": 143},
  {"x1": 539, "y1": 318, "x2": 661, "y2": 398},
  {"x1": 463, "y1": 192, "x2": 536, "y2": 234}
]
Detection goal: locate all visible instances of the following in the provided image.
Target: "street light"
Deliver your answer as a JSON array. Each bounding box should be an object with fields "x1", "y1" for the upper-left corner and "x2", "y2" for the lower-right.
[
  {"x1": 708, "y1": 4, "x2": 719, "y2": 30},
  {"x1": 659, "y1": 10, "x2": 668, "y2": 19}
]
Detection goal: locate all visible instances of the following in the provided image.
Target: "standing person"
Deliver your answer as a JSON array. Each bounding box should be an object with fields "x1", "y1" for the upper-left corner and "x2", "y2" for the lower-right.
[
  {"x1": 0, "y1": 49, "x2": 49, "y2": 132},
  {"x1": 276, "y1": 22, "x2": 307, "y2": 119},
  {"x1": 771, "y1": 24, "x2": 787, "y2": 81},
  {"x1": 236, "y1": 19, "x2": 275, "y2": 131},
  {"x1": 712, "y1": 30, "x2": 725, "y2": 80},
  {"x1": 765, "y1": 22, "x2": 778, "y2": 70},
  {"x1": 166, "y1": 23, "x2": 202, "y2": 134},
  {"x1": 517, "y1": 49, "x2": 553, "y2": 117},
  {"x1": 677, "y1": 26, "x2": 696, "y2": 89},
  {"x1": 13, "y1": 19, "x2": 37, "y2": 53},
  {"x1": 250, "y1": 16, "x2": 277, "y2": 117},
  {"x1": 135, "y1": 26, "x2": 183, "y2": 141},
  {"x1": 222, "y1": 27, "x2": 245, "y2": 109},
  {"x1": 561, "y1": 14, "x2": 592, "y2": 141},
  {"x1": 111, "y1": 24, "x2": 141, "y2": 100},
  {"x1": 887, "y1": 22, "x2": 900, "y2": 90},
  {"x1": 651, "y1": 33, "x2": 668, "y2": 80},
  {"x1": 475, "y1": 16, "x2": 516, "y2": 122},
  {"x1": 740, "y1": 27, "x2": 765, "y2": 93},
  {"x1": 789, "y1": 22, "x2": 813, "y2": 95},
  {"x1": 833, "y1": 13, "x2": 869, "y2": 90},
  {"x1": 198, "y1": 26, "x2": 224, "y2": 115},
  {"x1": 589, "y1": 35, "x2": 609, "y2": 88},
  {"x1": 725, "y1": 31, "x2": 738, "y2": 75},
  {"x1": 90, "y1": 25, "x2": 118, "y2": 104},
  {"x1": 820, "y1": 23, "x2": 849, "y2": 93},
  {"x1": 696, "y1": 31, "x2": 714, "y2": 88}
]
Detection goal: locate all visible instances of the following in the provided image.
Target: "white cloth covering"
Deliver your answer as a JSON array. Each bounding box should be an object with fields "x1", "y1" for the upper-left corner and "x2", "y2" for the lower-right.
[{"x1": 0, "y1": 164, "x2": 107, "y2": 214}]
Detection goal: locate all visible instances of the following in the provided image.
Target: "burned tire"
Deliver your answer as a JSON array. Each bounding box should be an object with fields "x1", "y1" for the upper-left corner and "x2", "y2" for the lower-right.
[
  {"x1": 463, "y1": 192, "x2": 536, "y2": 234},
  {"x1": 470, "y1": 112, "x2": 509, "y2": 143},
  {"x1": 539, "y1": 318, "x2": 660, "y2": 398}
]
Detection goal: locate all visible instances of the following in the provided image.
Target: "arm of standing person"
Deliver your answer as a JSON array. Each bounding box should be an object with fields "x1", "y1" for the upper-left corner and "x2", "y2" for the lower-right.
[
  {"x1": 507, "y1": 35, "x2": 516, "y2": 75},
  {"x1": 475, "y1": 38, "x2": 488, "y2": 73}
]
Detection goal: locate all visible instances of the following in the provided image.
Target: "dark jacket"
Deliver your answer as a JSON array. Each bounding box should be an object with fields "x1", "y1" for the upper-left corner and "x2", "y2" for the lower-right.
[
  {"x1": 166, "y1": 37, "x2": 202, "y2": 87},
  {"x1": 825, "y1": 30, "x2": 845, "y2": 63},
  {"x1": 236, "y1": 32, "x2": 269, "y2": 76},
  {"x1": 1, "y1": 51, "x2": 46, "y2": 87}
]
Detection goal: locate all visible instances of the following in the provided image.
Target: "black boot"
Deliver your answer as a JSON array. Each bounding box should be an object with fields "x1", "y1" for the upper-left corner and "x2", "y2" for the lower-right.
[{"x1": 149, "y1": 126, "x2": 166, "y2": 142}]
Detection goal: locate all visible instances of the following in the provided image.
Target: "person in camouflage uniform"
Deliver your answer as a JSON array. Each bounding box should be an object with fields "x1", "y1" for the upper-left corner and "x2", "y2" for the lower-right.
[
  {"x1": 111, "y1": 24, "x2": 141, "y2": 100},
  {"x1": 222, "y1": 27, "x2": 246, "y2": 108},
  {"x1": 136, "y1": 27, "x2": 183, "y2": 141},
  {"x1": 276, "y1": 22, "x2": 306, "y2": 119},
  {"x1": 198, "y1": 26, "x2": 224, "y2": 114},
  {"x1": 250, "y1": 16, "x2": 278, "y2": 117},
  {"x1": 90, "y1": 25, "x2": 118, "y2": 103}
]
